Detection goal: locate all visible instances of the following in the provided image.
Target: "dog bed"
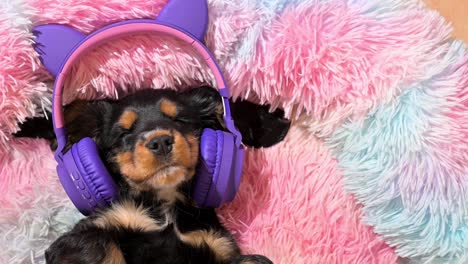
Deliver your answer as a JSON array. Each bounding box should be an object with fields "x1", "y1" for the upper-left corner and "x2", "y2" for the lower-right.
[{"x1": 0, "y1": 0, "x2": 466, "y2": 263}]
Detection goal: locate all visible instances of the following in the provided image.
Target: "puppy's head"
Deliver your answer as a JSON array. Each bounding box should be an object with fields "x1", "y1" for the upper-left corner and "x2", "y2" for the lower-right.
[
  {"x1": 66, "y1": 87, "x2": 290, "y2": 194},
  {"x1": 105, "y1": 89, "x2": 217, "y2": 192}
]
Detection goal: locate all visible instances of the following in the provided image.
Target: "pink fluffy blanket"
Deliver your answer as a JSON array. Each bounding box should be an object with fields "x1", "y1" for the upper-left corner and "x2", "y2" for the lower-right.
[{"x1": 1, "y1": 0, "x2": 466, "y2": 263}]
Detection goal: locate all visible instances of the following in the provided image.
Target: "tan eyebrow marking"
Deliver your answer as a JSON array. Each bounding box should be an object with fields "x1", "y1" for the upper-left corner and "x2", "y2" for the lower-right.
[
  {"x1": 118, "y1": 109, "x2": 138, "y2": 130},
  {"x1": 160, "y1": 99, "x2": 178, "y2": 118}
]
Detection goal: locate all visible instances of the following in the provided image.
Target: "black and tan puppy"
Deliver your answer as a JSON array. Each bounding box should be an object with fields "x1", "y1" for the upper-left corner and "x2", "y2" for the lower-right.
[{"x1": 15, "y1": 86, "x2": 290, "y2": 264}]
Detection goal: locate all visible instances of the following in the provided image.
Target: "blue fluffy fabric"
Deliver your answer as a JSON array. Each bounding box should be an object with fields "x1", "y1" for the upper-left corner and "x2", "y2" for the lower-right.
[{"x1": 328, "y1": 41, "x2": 467, "y2": 263}]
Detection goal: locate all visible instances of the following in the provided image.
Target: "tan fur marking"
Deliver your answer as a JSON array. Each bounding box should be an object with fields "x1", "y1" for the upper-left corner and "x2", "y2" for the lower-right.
[
  {"x1": 115, "y1": 150, "x2": 155, "y2": 182},
  {"x1": 94, "y1": 201, "x2": 162, "y2": 232},
  {"x1": 144, "y1": 130, "x2": 172, "y2": 141},
  {"x1": 157, "y1": 187, "x2": 186, "y2": 204},
  {"x1": 176, "y1": 229, "x2": 236, "y2": 261},
  {"x1": 151, "y1": 167, "x2": 187, "y2": 187},
  {"x1": 172, "y1": 134, "x2": 199, "y2": 175},
  {"x1": 118, "y1": 110, "x2": 138, "y2": 130},
  {"x1": 187, "y1": 135, "x2": 199, "y2": 166},
  {"x1": 101, "y1": 243, "x2": 126, "y2": 264},
  {"x1": 115, "y1": 131, "x2": 199, "y2": 194},
  {"x1": 115, "y1": 131, "x2": 171, "y2": 182},
  {"x1": 133, "y1": 143, "x2": 158, "y2": 178},
  {"x1": 126, "y1": 182, "x2": 185, "y2": 205},
  {"x1": 160, "y1": 99, "x2": 178, "y2": 118}
]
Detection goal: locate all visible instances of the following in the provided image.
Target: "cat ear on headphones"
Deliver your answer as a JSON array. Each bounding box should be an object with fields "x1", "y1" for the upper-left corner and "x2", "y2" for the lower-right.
[
  {"x1": 33, "y1": 25, "x2": 86, "y2": 76},
  {"x1": 156, "y1": 0, "x2": 208, "y2": 41},
  {"x1": 33, "y1": 0, "x2": 209, "y2": 77}
]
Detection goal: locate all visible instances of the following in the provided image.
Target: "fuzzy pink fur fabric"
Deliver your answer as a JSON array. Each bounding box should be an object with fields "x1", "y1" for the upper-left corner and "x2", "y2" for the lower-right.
[
  {"x1": 0, "y1": 1, "x2": 49, "y2": 149},
  {"x1": 219, "y1": 126, "x2": 396, "y2": 263},
  {"x1": 1, "y1": 0, "x2": 465, "y2": 263}
]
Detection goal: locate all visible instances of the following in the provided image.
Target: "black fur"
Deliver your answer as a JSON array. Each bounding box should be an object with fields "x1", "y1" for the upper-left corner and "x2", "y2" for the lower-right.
[
  {"x1": 15, "y1": 86, "x2": 289, "y2": 264},
  {"x1": 15, "y1": 87, "x2": 290, "y2": 152}
]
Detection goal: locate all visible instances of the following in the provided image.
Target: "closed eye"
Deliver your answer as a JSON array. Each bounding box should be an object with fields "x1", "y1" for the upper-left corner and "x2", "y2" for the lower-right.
[
  {"x1": 173, "y1": 116, "x2": 192, "y2": 125},
  {"x1": 113, "y1": 122, "x2": 134, "y2": 139}
]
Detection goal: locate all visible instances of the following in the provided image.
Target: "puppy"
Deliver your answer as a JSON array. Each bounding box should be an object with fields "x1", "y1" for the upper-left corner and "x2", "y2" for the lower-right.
[{"x1": 15, "y1": 86, "x2": 291, "y2": 264}]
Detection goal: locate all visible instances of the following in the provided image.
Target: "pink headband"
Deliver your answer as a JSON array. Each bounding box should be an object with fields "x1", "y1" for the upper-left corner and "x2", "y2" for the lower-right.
[{"x1": 33, "y1": 0, "x2": 239, "y2": 151}]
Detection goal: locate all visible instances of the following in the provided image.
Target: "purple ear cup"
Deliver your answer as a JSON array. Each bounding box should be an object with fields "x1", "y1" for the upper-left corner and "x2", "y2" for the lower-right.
[
  {"x1": 193, "y1": 128, "x2": 223, "y2": 206},
  {"x1": 73, "y1": 139, "x2": 118, "y2": 205},
  {"x1": 60, "y1": 138, "x2": 118, "y2": 215},
  {"x1": 34, "y1": 0, "x2": 245, "y2": 215},
  {"x1": 193, "y1": 129, "x2": 244, "y2": 208}
]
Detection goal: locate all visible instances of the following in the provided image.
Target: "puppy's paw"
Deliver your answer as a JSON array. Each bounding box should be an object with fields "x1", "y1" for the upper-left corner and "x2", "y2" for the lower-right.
[
  {"x1": 231, "y1": 254, "x2": 274, "y2": 264},
  {"x1": 45, "y1": 230, "x2": 119, "y2": 264}
]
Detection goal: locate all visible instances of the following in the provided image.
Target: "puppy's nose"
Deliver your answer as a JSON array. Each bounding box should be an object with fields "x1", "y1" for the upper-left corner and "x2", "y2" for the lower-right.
[{"x1": 146, "y1": 135, "x2": 174, "y2": 155}]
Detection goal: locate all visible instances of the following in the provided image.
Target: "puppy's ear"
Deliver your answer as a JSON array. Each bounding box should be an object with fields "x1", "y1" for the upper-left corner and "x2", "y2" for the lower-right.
[
  {"x1": 64, "y1": 100, "x2": 113, "y2": 150},
  {"x1": 14, "y1": 112, "x2": 55, "y2": 140},
  {"x1": 181, "y1": 86, "x2": 291, "y2": 148},
  {"x1": 230, "y1": 100, "x2": 291, "y2": 148},
  {"x1": 180, "y1": 86, "x2": 224, "y2": 129},
  {"x1": 13, "y1": 100, "x2": 112, "y2": 151}
]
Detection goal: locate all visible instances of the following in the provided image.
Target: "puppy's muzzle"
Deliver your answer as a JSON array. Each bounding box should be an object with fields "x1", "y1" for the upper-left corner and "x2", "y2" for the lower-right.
[
  {"x1": 140, "y1": 130, "x2": 174, "y2": 159},
  {"x1": 146, "y1": 135, "x2": 174, "y2": 156}
]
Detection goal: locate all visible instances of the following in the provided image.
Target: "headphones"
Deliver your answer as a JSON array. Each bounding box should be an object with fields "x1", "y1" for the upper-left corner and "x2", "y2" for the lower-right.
[{"x1": 32, "y1": 0, "x2": 244, "y2": 215}]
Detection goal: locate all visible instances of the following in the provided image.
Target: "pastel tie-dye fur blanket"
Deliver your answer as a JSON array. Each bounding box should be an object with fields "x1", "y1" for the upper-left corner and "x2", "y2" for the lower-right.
[{"x1": 0, "y1": 0, "x2": 466, "y2": 263}]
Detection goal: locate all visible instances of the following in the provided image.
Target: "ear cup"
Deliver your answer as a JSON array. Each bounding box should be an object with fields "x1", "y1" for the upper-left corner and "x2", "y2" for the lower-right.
[
  {"x1": 193, "y1": 128, "x2": 223, "y2": 207},
  {"x1": 208, "y1": 131, "x2": 241, "y2": 205},
  {"x1": 71, "y1": 138, "x2": 119, "y2": 213},
  {"x1": 193, "y1": 128, "x2": 243, "y2": 208},
  {"x1": 56, "y1": 160, "x2": 95, "y2": 215}
]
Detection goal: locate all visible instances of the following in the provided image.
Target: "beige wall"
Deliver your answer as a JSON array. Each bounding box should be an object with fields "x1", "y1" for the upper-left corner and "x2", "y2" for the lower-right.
[{"x1": 422, "y1": 0, "x2": 468, "y2": 42}]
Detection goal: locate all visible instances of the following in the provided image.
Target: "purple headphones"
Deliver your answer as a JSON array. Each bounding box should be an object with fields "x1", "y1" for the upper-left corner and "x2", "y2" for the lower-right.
[{"x1": 32, "y1": 0, "x2": 244, "y2": 215}]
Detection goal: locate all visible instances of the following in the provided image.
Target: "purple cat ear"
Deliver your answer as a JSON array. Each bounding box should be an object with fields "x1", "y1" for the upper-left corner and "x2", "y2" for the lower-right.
[
  {"x1": 156, "y1": 0, "x2": 208, "y2": 41},
  {"x1": 32, "y1": 0, "x2": 209, "y2": 76},
  {"x1": 33, "y1": 25, "x2": 86, "y2": 76}
]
